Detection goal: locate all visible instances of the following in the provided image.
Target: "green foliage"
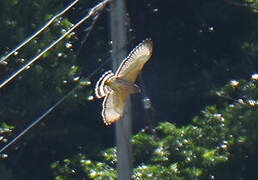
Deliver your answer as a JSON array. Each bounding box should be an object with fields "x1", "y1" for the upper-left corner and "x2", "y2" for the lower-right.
[
  {"x1": 51, "y1": 153, "x2": 117, "y2": 180},
  {"x1": 51, "y1": 76, "x2": 258, "y2": 179},
  {"x1": 0, "y1": 0, "x2": 89, "y2": 128},
  {"x1": 0, "y1": 0, "x2": 92, "y2": 178},
  {"x1": 0, "y1": 122, "x2": 14, "y2": 155}
]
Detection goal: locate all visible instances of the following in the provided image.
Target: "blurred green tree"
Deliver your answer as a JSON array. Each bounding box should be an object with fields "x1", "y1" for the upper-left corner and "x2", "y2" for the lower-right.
[{"x1": 52, "y1": 77, "x2": 258, "y2": 180}]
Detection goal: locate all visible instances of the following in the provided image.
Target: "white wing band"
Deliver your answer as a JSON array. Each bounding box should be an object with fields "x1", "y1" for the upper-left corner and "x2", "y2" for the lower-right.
[{"x1": 95, "y1": 70, "x2": 114, "y2": 99}]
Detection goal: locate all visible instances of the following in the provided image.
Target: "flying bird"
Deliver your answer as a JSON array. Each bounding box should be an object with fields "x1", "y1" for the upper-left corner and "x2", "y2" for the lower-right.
[{"x1": 95, "y1": 39, "x2": 153, "y2": 125}]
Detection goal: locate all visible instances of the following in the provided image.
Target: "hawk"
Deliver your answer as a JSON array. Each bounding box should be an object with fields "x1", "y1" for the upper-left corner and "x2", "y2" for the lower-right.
[{"x1": 95, "y1": 39, "x2": 153, "y2": 125}]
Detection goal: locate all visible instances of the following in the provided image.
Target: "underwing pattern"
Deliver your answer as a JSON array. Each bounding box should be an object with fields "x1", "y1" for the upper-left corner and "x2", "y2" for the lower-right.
[{"x1": 95, "y1": 39, "x2": 153, "y2": 125}]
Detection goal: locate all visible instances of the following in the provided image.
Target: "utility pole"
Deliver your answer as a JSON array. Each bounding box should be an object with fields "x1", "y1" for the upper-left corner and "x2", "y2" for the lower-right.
[{"x1": 110, "y1": 0, "x2": 132, "y2": 179}]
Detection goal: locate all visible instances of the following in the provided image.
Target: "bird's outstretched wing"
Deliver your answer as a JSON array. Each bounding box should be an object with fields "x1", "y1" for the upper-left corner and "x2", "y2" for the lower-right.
[
  {"x1": 102, "y1": 90, "x2": 128, "y2": 125},
  {"x1": 115, "y1": 39, "x2": 153, "y2": 83}
]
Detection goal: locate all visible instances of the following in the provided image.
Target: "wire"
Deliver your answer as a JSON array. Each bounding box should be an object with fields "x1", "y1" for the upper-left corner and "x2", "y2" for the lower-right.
[
  {"x1": 0, "y1": 0, "x2": 111, "y2": 89},
  {"x1": 0, "y1": 56, "x2": 110, "y2": 154},
  {"x1": 0, "y1": 37, "x2": 137, "y2": 154},
  {"x1": 0, "y1": 0, "x2": 111, "y2": 154},
  {"x1": 0, "y1": 0, "x2": 80, "y2": 65}
]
